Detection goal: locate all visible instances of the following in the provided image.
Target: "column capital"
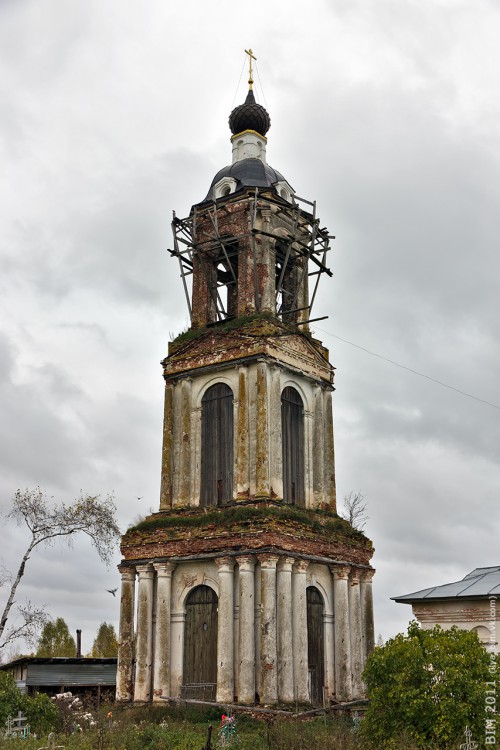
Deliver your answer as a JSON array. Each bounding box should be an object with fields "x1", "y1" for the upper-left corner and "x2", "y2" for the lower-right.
[
  {"x1": 293, "y1": 559, "x2": 309, "y2": 574},
  {"x1": 349, "y1": 568, "x2": 363, "y2": 585},
  {"x1": 257, "y1": 553, "x2": 279, "y2": 569},
  {"x1": 236, "y1": 555, "x2": 255, "y2": 572},
  {"x1": 118, "y1": 565, "x2": 136, "y2": 580},
  {"x1": 361, "y1": 568, "x2": 375, "y2": 582},
  {"x1": 136, "y1": 563, "x2": 154, "y2": 578},
  {"x1": 153, "y1": 561, "x2": 176, "y2": 576},
  {"x1": 215, "y1": 556, "x2": 235, "y2": 571},
  {"x1": 331, "y1": 564, "x2": 351, "y2": 580},
  {"x1": 277, "y1": 556, "x2": 295, "y2": 572}
]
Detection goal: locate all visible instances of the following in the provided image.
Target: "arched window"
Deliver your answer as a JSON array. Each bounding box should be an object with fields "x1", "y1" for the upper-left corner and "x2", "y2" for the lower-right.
[
  {"x1": 307, "y1": 587, "x2": 325, "y2": 705},
  {"x1": 281, "y1": 386, "x2": 304, "y2": 506},
  {"x1": 200, "y1": 383, "x2": 234, "y2": 506}
]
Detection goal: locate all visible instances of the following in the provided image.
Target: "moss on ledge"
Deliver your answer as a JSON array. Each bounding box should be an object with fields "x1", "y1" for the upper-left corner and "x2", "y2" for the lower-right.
[
  {"x1": 123, "y1": 501, "x2": 370, "y2": 550},
  {"x1": 167, "y1": 312, "x2": 313, "y2": 355}
]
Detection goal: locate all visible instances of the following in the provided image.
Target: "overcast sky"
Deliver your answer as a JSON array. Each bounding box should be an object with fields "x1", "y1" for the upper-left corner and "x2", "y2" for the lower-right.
[{"x1": 1, "y1": 0, "x2": 499, "y2": 658}]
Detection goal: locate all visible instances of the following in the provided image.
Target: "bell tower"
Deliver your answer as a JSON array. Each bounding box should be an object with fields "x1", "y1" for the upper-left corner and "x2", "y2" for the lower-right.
[{"x1": 117, "y1": 58, "x2": 375, "y2": 707}]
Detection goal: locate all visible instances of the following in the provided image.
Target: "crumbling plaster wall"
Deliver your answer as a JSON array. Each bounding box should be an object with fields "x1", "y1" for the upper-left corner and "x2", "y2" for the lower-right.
[{"x1": 160, "y1": 360, "x2": 335, "y2": 510}]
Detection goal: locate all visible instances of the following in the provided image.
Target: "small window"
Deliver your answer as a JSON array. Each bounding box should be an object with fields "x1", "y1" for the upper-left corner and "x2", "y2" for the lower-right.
[
  {"x1": 221, "y1": 185, "x2": 231, "y2": 197},
  {"x1": 281, "y1": 386, "x2": 304, "y2": 505},
  {"x1": 200, "y1": 384, "x2": 234, "y2": 506}
]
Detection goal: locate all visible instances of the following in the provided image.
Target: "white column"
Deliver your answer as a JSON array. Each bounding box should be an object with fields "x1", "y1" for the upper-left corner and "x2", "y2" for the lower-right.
[
  {"x1": 258, "y1": 554, "x2": 279, "y2": 703},
  {"x1": 236, "y1": 555, "x2": 255, "y2": 704},
  {"x1": 292, "y1": 559, "x2": 310, "y2": 703},
  {"x1": 361, "y1": 569, "x2": 375, "y2": 667},
  {"x1": 116, "y1": 565, "x2": 136, "y2": 702},
  {"x1": 134, "y1": 564, "x2": 154, "y2": 701},
  {"x1": 152, "y1": 562, "x2": 175, "y2": 701},
  {"x1": 332, "y1": 565, "x2": 352, "y2": 702},
  {"x1": 349, "y1": 568, "x2": 364, "y2": 699},
  {"x1": 277, "y1": 556, "x2": 295, "y2": 703},
  {"x1": 170, "y1": 611, "x2": 185, "y2": 698},
  {"x1": 254, "y1": 563, "x2": 262, "y2": 700},
  {"x1": 216, "y1": 557, "x2": 235, "y2": 703},
  {"x1": 324, "y1": 612, "x2": 335, "y2": 701},
  {"x1": 304, "y1": 409, "x2": 314, "y2": 508}
]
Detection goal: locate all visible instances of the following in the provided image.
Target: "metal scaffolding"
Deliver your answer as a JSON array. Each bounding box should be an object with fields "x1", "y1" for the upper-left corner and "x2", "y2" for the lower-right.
[{"x1": 168, "y1": 188, "x2": 334, "y2": 325}]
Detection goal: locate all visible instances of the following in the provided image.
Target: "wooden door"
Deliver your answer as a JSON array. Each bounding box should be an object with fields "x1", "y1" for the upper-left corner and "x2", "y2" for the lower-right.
[
  {"x1": 307, "y1": 587, "x2": 325, "y2": 705},
  {"x1": 281, "y1": 386, "x2": 305, "y2": 505},
  {"x1": 182, "y1": 585, "x2": 218, "y2": 700},
  {"x1": 200, "y1": 383, "x2": 234, "y2": 506}
]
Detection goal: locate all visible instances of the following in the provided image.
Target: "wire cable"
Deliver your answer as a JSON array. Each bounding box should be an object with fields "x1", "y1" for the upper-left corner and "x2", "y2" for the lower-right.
[
  {"x1": 254, "y1": 61, "x2": 268, "y2": 109},
  {"x1": 231, "y1": 55, "x2": 246, "y2": 110},
  {"x1": 315, "y1": 326, "x2": 500, "y2": 411}
]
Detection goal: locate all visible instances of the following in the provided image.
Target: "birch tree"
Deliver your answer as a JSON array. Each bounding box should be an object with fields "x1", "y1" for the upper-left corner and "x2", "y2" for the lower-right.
[{"x1": 0, "y1": 488, "x2": 121, "y2": 652}]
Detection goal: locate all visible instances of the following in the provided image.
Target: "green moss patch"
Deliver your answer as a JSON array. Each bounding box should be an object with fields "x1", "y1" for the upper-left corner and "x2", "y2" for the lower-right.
[{"x1": 124, "y1": 502, "x2": 369, "y2": 549}]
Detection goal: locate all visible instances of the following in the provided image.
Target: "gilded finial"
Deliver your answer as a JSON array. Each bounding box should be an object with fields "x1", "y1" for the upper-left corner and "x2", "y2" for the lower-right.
[{"x1": 244, "y1": 48, "x2": 257, "y2": 90}]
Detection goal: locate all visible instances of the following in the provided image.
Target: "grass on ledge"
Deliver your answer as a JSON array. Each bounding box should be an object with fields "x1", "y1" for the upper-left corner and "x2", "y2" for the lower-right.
[{"x1": 126, "y1": 503, "x2": 367, "y2": 542}]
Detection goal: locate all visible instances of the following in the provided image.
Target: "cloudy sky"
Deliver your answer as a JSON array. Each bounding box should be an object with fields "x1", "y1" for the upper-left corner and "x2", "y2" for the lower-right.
[{"x1": 1, "y1": 0, "x2": 499, "y2": 657}]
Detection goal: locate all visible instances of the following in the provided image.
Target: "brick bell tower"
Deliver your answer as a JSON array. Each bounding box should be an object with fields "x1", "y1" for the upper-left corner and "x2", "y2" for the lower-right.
[{"x1": 117, "y1": 55, "x2": 375, "y2": 707}]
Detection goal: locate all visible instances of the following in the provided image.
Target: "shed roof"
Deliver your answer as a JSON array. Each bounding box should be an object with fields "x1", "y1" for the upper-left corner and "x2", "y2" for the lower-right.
[
  {"x1": 0, "y1": 657, "x2": 117, "y2": 669},
  {"x1": 393, "y1": 566, "x2": 500, "y2": 603}
]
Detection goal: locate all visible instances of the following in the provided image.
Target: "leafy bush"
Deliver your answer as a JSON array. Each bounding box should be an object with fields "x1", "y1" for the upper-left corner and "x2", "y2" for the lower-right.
[
  {"x1": 0, "y1": 672, "x2": 58, "y2": 736},
  {"x1": 24, "y1": 692, "x2": 58, "y2": 735},
  {"x1": 0, "y1": 672, "x2": 22, "y2": 727},
  {"x1": 362, "y1": 621, "x2": 494, "y2": 748}
]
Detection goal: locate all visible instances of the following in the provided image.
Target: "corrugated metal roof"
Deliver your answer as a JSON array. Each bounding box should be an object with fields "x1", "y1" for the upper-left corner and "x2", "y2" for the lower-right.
[
  {"x1": 0, "y1": 657, "x2": 116, "y2": 670},
  {"x1": 25, "y1": 663, "x2": 116, "y2": 687},
  {"x1": 393, "y1": 566, "x2": 500, "y2": 603}
]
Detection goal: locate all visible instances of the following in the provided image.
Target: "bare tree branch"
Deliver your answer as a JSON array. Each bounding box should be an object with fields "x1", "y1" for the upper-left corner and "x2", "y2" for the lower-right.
[
  {"x1": 0, "y1": 602, "x2": 49, "y2": 651},
  {"x1": 0, "y1": 487, "x2": 121, "y2": 652},
  {"x1": 340, "y1": 491, "x2": 368, "y2": 531}
]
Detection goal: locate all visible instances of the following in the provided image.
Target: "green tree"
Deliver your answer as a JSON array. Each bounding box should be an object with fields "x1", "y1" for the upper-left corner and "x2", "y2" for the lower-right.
[
  {"x1": 0, "y1": 488, "x2": 120, "y2": 653},
  {"x1": 0, "y1": 671, "x2": 22, "y2": 728},
  {"x1": 91, "y1": 621, "x2": 118, "y2": 657},
  {"x1": 36, "y1": 617, "x2": 76, "y2": 657},
  {"x1": 362, "y1": 621, "x2": 494, "y2": 748}
]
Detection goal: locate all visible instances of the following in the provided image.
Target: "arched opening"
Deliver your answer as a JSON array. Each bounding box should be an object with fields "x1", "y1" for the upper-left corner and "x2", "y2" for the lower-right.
[
  {"x1": 281, "y1": 386, "x2": 304, "y2": 506},
  {"x1": 471, "y1": 625, "x2": 492, "y2": 647},
  {"x1": 214, "y1": 238, "x2": 238, "y2": 319},
  {"x1": 307, "y1": 586, "x2": 325, "y2": 705},
  {"x1": 275, "y1": 242, "x2": 300, "y2": 323},
  {"x1": 182, "y1": 585, "x2": 218, "y2": 701},
  {"x1": 200, "y1": 383, "x2": 234, "y2": 506}
]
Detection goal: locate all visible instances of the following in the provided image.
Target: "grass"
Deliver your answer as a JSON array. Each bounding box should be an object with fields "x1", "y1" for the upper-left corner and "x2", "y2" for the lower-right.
[
  {"x1": 125, "y1": 502, "x2": 367, "y2": 544},
  {"x1": 0, "y1": 704, "x2": 366, "y2": 750}
]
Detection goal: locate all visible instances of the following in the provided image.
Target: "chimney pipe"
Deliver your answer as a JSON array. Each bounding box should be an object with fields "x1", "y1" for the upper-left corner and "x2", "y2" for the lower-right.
[{"x1": 76, "y1": 629, "x2": 82, "y2": 658}]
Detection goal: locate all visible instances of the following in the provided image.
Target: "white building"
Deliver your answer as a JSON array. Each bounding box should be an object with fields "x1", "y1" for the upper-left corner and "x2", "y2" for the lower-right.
[{"x1": 393, "y1": 566, "x2": 500, "y2": 653}]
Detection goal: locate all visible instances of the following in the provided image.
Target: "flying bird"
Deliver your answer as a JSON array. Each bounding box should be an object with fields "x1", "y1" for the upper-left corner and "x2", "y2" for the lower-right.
[
  {"x1": 107, "y1": 588, "x2": 118, "y2": 597},
  {"x1": 137, "y1": 496, "x2": 143, "y2": 501}
]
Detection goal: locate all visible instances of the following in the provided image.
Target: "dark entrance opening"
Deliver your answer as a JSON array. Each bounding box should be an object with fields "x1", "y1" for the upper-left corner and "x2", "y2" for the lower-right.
[
  {"x1": 200, "y1": 383, "x2": 234, "y2": 506},
  {"x1": 307, "y1": 586, "x2": 325, "y2": 705},
  {"x1": 182, "y1": 585, "x2": 218, "y2": 701},
  {"x1": 281, "y1": 386, "x2": 305, "y2": 505}
]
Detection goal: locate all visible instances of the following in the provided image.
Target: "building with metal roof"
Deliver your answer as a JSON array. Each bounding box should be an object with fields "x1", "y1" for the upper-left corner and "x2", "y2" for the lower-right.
[
  {"x1": 393, "y1": 566, "x2": 500, "y2": 652},
  {"x1": 0, "y1": 656, "x2": 117, "y2": 699}
]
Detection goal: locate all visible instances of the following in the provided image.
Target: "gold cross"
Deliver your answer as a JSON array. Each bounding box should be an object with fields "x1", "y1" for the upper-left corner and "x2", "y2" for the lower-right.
[{"x1": 244, "y1": 48, "x2": 257, "y2": 90}]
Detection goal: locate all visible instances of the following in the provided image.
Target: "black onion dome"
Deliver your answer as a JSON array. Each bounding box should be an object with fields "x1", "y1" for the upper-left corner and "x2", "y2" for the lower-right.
[
  {"x1": 229, "y1": 88, "x2": 271, "y2": 137},
  {"x1": 203, "y1": 159, "x2": 287, "y2": 202}
]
